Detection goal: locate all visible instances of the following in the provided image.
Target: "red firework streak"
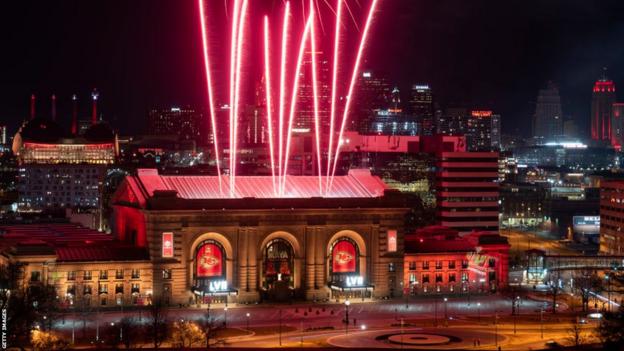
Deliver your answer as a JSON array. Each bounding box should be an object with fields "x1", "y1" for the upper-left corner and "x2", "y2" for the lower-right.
[
  {"x1": 198, "y1": 0, "x2": 222, "y2": 194},
  {"x1": 329, "y1": 0, "x2": 379, "y2": 192},
  {"x1": 197, "y1": 0, "x2": 380, "y2": 198},
  {"x1": 263, "y1": 16, "x2": 277, "y2": 195}
]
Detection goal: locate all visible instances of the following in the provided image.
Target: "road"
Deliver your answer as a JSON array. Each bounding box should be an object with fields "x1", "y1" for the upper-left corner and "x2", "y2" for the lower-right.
[{"x1": 51, "y1": 295, "x2": 600, "y2": 349}]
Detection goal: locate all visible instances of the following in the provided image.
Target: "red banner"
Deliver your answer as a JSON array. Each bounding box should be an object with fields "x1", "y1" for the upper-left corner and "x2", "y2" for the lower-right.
[
  {"x1": 196, "y1": 243, "x2": 223, "y2": 277},
  {"x1": 332, "y1": 240, "x2": 357, "y2": 273},
  {"x1": 162, "y1": 232, "x2": 174, "y2": 258},
  {"x1": 387, "y1": 230, "x2": 397, "y2": 252}
]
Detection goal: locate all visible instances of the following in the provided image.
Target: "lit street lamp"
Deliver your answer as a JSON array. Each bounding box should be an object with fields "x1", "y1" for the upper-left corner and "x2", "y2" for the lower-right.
[
  {"x1": 246, "y1": 312, "x2": 250, "y2": 331},
  {"x1": 224, "y1": 307, "x2": 228, "y2": 328},
  {"x1": 477, "y1": 302, "x2": 481, "y2": 323}
]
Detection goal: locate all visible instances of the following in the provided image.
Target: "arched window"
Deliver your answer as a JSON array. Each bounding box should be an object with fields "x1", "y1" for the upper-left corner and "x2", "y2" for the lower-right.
[
  {"x1": 329, "y1": 238, "x2": 360, "y2": 284},
  {"x1": 263, "y1": 239, "x2": 294, "y2": 289}
]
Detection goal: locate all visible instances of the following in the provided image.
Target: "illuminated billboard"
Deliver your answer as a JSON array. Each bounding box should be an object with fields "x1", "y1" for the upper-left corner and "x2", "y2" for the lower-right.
[
  {"x1": 572, "y1": 216, "x2": 600, "y2": 235},
  {"x1": 162, "y1": 232, "x2": 174, "y2": 258},
  {"x1": 196, "y1": 242, "x2": 224, "y2": 278},
  {"x1": 332, "y1": 240, "x2": 357, "y2": 273},
  {"x1": 387, "y1": 230, "x2": 397, "y2": 252}
]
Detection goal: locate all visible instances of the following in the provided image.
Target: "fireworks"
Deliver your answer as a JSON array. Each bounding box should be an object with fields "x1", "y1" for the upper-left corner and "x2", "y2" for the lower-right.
[{"x1": 198, "y1": 0, "x2": 380, "y2": 197}]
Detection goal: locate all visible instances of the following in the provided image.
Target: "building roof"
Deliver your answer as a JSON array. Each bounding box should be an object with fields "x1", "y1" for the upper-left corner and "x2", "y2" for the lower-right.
[
  {"x1": 0, "y1": 224, "x2": 148, "y2": 262},
  {"x1": 405, "y1": 239, "x2": 475, "y2": 254},
  {"x1": 127, "y1": 168, "x2": 388, "y2": 200}
]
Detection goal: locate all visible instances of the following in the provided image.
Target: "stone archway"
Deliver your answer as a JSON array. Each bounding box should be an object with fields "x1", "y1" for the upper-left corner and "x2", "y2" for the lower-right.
[
  {"x1": 259, "y1": 231, "x2": 302, "y2": 300},
  {"x1": 326, "y1": 230, "x2": 369, "y2": 298},
  {"x1": 189, "y1": 232, "x2": 235, "y2": 294}
]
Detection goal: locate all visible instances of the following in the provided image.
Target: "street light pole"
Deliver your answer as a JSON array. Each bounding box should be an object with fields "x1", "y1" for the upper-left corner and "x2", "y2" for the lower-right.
[
  {"x1": 224, "y1": 307, "x2": 228, "y2": 328},
  {"x1": 477, "y1": 302, "x2": 481, "y2": 324},
  {"x1": 443, "y1": 297, "x2": 448, "y2": 326},
  {"x1": 540, "y1": 308, "x2": 544, "y2": 339},
  {"x1": 246, "y1": 312, "x2": 250, "y2": 331},
  {"x1": 434, "y1": 298, "x2": 438, "y2": 327},
  {"x1": 344, "y1": 300, "x2": 350, "y2": 335}
]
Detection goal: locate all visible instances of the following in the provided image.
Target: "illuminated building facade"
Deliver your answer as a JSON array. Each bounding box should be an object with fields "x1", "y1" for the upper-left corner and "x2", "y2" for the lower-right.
[
  {"x1": 591, "y1": 73, "x2": 616, "y2": 144},
  {"x1": 147, "y1": 107, "x2": 204, "y2": 144},
  {"x1": 612, "y1": 103, "x2": 624, "y2": 149},
  {"x1": 466, "y1": 110, "x2": 501, "y2": 151},
  {"x1": 12, "y1": 118, "x2": 117, "y2": 212},
  {"x1": 435, "y1": 150, "x2": 500, "y2": 236},
  {"x1": 409, "y1": 85, "x2": 434, "y2": 136},
  {"x1": 111, "y1": 169, "x2": 407, "y2": 304},
  {"x1": 0, "y1": 224, "x2": 153, "y2": 308},
  {"x1": 600, "y1": 180, "x2": 624, "y2": 254},
  {"x1": 403, "y1": 226, "x2": 509, "y2": 295}
]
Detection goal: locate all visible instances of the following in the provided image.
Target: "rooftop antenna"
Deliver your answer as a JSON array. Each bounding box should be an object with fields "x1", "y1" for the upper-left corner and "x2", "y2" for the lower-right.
[
  {"x1": 72, "y1": 94, "x2": 78, "y2": 135},
  {"x1": 91, "y1": 89, "x2": 99, "y2": 125},
  {"x1": 51, "y1": 94, "x2": 57, "y2": 121},
  {"x1": 30, "y1": 94, "x2": 36, "y2": 120}
]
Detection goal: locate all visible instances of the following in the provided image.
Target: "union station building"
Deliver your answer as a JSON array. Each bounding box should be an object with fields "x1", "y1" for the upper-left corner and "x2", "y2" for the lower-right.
[{"x1": 111, "y1": 169, "x2": 408, "y2": 304}]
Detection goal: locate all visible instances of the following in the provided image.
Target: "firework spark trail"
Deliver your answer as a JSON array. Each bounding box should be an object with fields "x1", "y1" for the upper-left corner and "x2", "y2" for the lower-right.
[
  {"x1": 232, "y1": 0, "x2": 249, "y2": 196},
  {"x1": 278, "y1": 2, "x2": 290, "y2": 194},
  {"x1": 309, "y1": 0, "x2": 322, "y2": 195},
  {"x1": 198, "y1": 0, "x2": 222, "y2": 195},
  {"x1": 281, "y1": 11, "x2": 313, "y2": 196},
  {"x1": 229, "y1": 0, "x2": 241, "y2": 197},
  {"x1": 263, "y1": 16, "x2": 277, "y2": 196},
  {"x1": 325, "y1": 0, "x2": 342, "y2": 194},
  {"x1": 314, "y1": 0, "x2": 326, "y2": 35},
  {"x1": 343, "y1": 0, "x2": 360, "y2": 32},
  {"x1": 329, "y1": 0, "x2": 379, "y2": 192}
]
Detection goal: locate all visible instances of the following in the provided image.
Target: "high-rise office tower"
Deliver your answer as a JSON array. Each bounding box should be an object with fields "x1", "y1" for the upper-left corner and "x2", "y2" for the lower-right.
[
  {"x1": 147, "y1": 106, "x2": 204, "y2": 144},
  {"x1": 354, "y1": 70, "x2": 392, "y2": 133},
  {"x1": 296, "y1": 51, "x2": 330, "y2": 131},
  {"x1": 409, "y1": 84, "x2": 434, "y2": 136},
  {"x1": 612, "y1": 103, "x2": 624, "y2": 148},
  {"x1": 533, "y1": 82, "x2": 563, "y2": 140},
  {"x1": 591, "y1": 69, "x2": 616, "y2": 144},
  {"x1": 466, "y1": 110, "x2": 501, "y2": 151},
  {"x1": 437, "y1": 108, "x2": 469, "y2": 136}
]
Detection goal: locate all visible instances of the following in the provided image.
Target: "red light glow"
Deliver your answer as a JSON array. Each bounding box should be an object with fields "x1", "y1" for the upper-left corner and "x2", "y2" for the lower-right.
[{"x1": 197, "y1": 0, "x2": 381, "y2": 198}]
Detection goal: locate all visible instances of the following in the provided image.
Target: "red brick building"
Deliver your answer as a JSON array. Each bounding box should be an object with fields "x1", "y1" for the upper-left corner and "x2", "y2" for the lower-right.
[{"x1": 403, "y1": 226, "x2": 509, "y2": 295}]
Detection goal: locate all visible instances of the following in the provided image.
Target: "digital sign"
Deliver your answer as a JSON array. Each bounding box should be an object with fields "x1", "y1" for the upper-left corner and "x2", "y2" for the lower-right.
[
  {"x1": 162, "y1": 232, "x2": 174, "y2": 258},
  {"x1": 471, "y1": 110, "x2": 493, "y2": 118},
  {"x1": 332, "y1": 240, "x2": 357, "y2": 273},
  {"x1": 572, "y1": 216, "x2": 600, "y2": 235}
]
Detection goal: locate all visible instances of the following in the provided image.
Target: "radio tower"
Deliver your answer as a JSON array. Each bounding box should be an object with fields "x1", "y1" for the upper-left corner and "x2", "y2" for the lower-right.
[
  {"x1": 51, "y1": 94, "x2": 57, "y2": 121},
  {"x1": 30, "y1": 94, "x2": 36, "y2": 121},
  {"x1": 91, "y1": 89, "x2": 99, "y2": 125}
]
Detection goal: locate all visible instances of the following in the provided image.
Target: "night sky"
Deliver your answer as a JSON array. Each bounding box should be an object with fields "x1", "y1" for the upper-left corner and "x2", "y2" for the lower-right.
[{"x1": 1, "y1": 0, "x2": 624, "y2": 138}]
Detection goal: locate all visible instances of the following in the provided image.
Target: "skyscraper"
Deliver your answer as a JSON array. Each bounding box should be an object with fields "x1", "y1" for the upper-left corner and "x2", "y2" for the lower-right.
[
  {"x1": 591, "y1": 70, "x2": 616, "y2": 144},
  {"x1": 466, "y1": 110, "x2": 501, "y2": 151},
  {"x1": 354, "y1": 70, "x2": 391, "y2": 133},
  {"x1": 409, "y1": 84, "x2": 434, "y2": 136},
  {"x1": 533, "y1": 82, "x2": 563, "y2": 141},
  {"x1": 612, "y1": 103, "x2": 624, "y2": 148}
]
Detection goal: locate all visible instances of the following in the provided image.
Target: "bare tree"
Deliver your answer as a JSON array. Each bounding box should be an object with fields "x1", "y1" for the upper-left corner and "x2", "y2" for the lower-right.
[
  {"x1": 574, "y1": 270, "x2": 602, "y2": 313},
  {"x1": 546, "y1": 270, "x2": 562, "y2": 314},
  {"x1": 119, "y1": 317, "x2": 142, "y2": 349},
  {"x1": 567, "y1": 319, "x2": 586, "y2": 347},
  {"x1": 171, "y1": 320, "x2": 205, "y2": 348},
  {"x1": 146, "y1": 300, "x2": 169, "y2": 349}
]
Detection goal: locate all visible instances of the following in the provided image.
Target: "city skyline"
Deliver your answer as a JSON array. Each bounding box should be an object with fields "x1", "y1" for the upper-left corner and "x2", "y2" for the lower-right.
[{"x1": 0, "y1": 1, "x2": 623, "y2": 138}]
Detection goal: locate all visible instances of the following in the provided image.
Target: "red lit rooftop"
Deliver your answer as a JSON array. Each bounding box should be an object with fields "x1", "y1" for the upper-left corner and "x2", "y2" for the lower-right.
[
  {"x1": 0, "y1": 223, "x2": 148, "y2": 262},
  {"x1": 127, "y1": 168, "x2": 388, "y2": 200}
]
